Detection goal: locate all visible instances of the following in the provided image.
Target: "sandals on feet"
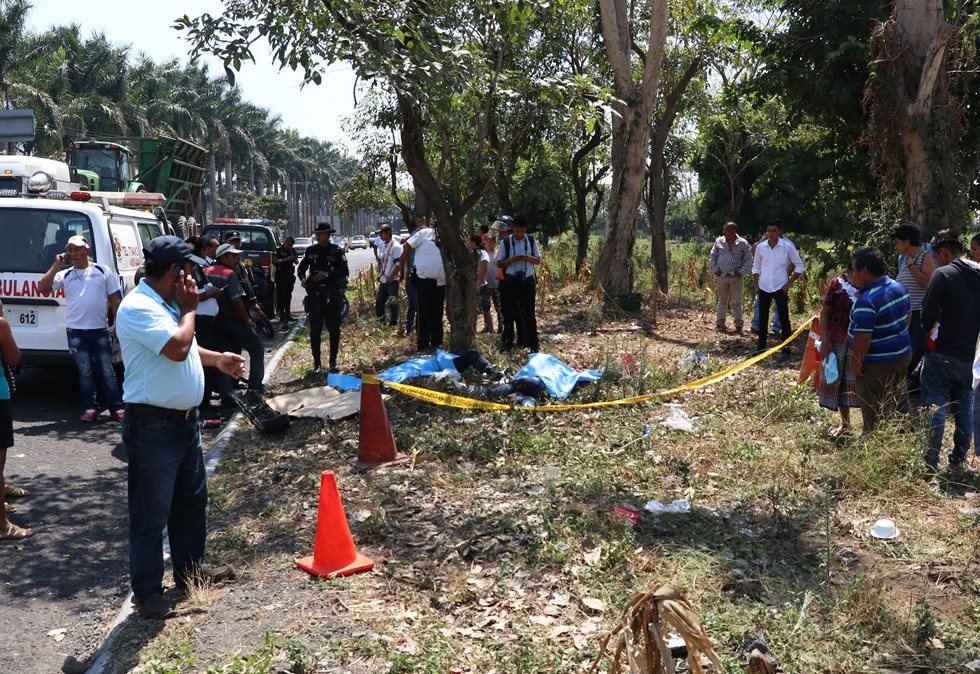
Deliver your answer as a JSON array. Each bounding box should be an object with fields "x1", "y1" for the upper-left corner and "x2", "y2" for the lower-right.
[
  {"x1": 0, "y1": 522, "x2": 33, "y2": 540},
  {"x1": 4, "y1": 484, "x2": 28, "y2": 498}
]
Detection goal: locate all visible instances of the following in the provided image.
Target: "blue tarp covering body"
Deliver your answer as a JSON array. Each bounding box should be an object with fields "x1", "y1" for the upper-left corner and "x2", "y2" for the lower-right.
[
  {"x1": 328, "y1": 351, "x2": 601, "y2": 399},
  {"x1": 514, "y1": 353, "x2": 602, "y2": 398}
]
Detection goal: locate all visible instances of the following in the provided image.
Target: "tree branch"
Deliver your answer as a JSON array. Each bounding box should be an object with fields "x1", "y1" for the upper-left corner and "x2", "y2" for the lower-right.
[{"x1": 598, "y1": 0, "x2": 634, "y2": 97}]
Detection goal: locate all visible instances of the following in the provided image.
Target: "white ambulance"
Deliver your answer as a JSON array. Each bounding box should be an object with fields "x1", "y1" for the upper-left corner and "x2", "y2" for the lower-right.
[{"x1": 0, "y1": 173, "x2": 171, "y2": 366}]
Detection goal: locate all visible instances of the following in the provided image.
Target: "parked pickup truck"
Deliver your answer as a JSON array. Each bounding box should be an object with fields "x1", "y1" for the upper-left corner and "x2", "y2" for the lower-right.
[{"x1": 201, "y1": 219, "x2": 281, "y2": 317}]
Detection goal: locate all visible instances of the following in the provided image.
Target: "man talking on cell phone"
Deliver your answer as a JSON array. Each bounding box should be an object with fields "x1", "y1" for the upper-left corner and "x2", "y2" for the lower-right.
[
  {"x1": 38, "y1": 234, "x2": 124, "y2": 423},
  {"x1": 116, "y1": 236, "x2": 244, "y2": 619}
]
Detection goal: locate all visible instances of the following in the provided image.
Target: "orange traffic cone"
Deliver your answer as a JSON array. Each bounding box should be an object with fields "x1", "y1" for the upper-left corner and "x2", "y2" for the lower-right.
[
  {"x1": 348, "y1": 368, "x2": 408, "y2": 472},
  {"x1": 296, "y1": 470, "x2": 375, "y2": 578},
  {"x1": 798, "y1": 317, "x2": 821, "y2": 389}
]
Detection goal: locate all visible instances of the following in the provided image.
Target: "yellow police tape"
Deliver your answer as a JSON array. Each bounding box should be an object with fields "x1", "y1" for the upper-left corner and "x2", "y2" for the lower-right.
[{"x1": 360, "y1": 316, "x2": 815, "y2": 412}]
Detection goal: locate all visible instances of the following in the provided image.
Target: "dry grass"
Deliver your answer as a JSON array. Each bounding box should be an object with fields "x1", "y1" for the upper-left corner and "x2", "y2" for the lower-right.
[{"x1": 124, "y1": 241, "x2": 980, "y2": 674}]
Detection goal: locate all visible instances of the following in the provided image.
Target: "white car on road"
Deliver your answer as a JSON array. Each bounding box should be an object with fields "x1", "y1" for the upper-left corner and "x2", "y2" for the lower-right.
[{"x1": 348, "y1": 235, "x2": 368, "y2": 250}]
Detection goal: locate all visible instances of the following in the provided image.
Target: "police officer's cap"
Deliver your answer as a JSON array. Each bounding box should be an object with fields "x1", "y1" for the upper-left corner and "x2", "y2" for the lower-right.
[
  {"x1": 224, "y1": 230, "x2": 241, "y2": 241},
  {"x1": 313, "y1": 222, "x2": 336, "y2": 235}
]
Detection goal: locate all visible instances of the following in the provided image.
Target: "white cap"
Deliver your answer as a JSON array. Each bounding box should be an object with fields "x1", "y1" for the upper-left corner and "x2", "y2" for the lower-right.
[
  {"x1": 870, "y1": 518, "x2": 899, "y2": 539},
  {"x1": 215, "y1": 243, "x2": 243, "y2": 258},
  {"x1": 66, "y1": 235, "x2": 89, "y2": 249}
]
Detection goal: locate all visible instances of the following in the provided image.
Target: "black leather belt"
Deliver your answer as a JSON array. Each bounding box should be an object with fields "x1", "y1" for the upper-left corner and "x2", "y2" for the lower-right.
[{"x1": 125, "y1": 403, "x2": 198, "y2": 421}]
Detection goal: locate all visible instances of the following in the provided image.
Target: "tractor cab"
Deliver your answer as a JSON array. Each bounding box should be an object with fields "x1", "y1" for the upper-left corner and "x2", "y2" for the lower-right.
[{"x1": 66, "y1": 140, "x2": 143, "y2": 192}]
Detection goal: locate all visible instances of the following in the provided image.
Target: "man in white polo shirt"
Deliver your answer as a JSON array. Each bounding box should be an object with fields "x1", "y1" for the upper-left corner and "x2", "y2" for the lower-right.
[
  {"x1": 116, "y1": 236, "x2": 244, "y2": 619},
  {"x1": 752, "y1": 220, "x2": 805, "y2": 353},
  {"x1": 400, "y1": 214, "x2": 446, "y2": 350},
  {"x1": 38, "y1": 234, "x2": 124, "y2": 422}
]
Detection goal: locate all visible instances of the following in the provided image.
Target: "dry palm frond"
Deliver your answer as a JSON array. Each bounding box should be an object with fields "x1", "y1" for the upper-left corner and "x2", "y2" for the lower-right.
[
  {"x1": 590, "y1": 585, "x2": 725, "y2": 674},
  {"x1": 743, "y1": 635, "x2": 778, "y2": 674}
]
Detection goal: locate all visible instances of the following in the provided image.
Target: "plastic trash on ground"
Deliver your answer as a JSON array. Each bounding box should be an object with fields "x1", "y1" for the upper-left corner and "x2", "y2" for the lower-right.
[
  {"x1": 678, "y1": 350, "x2": 707, "y2": 374},
  {"x1": 660, "y1": 404, "x2": 695, "y2": 433},
  {"x1": 644, "y1": 499, "x2": 692, "y2": 515}
]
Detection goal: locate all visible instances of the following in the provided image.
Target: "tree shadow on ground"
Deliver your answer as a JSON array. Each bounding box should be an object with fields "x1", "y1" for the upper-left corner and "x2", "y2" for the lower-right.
[{"x1": 0, "y1": 465, "x2": 129, "y2": 600}]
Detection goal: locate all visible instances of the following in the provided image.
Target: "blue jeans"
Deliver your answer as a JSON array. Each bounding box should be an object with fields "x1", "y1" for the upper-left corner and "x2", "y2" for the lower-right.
[
  {"x1": 907, "y1": 309, "x2": 926, "y2": 398},
  {"x1": 921, "y1": 352, "x2": 975, "y2": 467},
  {"x1": 375, "y1": 281, "x2": 399, "y2": 326},
  {"x1": 123, "y1": 410, "x2": 207, "y2": 597},
  {"x1": 66, "y1": 328, "x2": 122, "y2": 411},
  {"x1": 751, "y1": 293, "x2": 782, "y2": 333}
]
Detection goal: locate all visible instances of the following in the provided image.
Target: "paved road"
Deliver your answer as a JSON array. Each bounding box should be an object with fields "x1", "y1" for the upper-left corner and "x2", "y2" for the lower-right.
[{"x1": 0, "y1": 248, "x2": 374, "y2": 674}]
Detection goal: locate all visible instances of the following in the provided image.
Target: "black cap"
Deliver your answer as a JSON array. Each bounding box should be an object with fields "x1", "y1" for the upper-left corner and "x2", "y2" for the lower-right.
[
  {"x1": 144, "y1": 235, "x2": 208, "y2": 268},
  {"x1": 313, "y1": 222, "x2": 336, "y2": 234},
  {"x1": 511, "y1": 214, "x2": 530, "y2": 230},
  {"x1": 224, "y1": 231, "x2": 241, "y2": 241}
]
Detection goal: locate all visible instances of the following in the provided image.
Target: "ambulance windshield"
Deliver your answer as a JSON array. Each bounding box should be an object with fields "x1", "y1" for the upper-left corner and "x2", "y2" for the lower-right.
[{"x1": 0, "y1": 208, "x2": 95, "y2": 273}]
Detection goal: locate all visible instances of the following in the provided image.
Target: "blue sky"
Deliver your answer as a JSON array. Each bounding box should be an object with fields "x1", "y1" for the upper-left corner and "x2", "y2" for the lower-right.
[{"x1": 28, "y1": 1, "x2": 358, "y2": 149}]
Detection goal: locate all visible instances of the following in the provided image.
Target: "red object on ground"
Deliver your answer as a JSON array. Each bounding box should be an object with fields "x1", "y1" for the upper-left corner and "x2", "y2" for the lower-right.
[
  {"x1": 798, "y1": 317, "x2": 821, "y2": 389},
  {"x1": 296, "y1": 470, "x2": 375, "y2": 578},
  {"x1": 348, "y1": 368, "x2": 408, "y2": 472}
]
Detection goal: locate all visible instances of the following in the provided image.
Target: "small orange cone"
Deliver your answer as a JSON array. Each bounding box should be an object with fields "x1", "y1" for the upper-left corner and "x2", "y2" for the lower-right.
[
  {"x1": 296, "y1": 470, "x2": 375, "y2": 578},
  {"x1": 798, "y1": 317, "x2": 821, "y2": 389},
  {"x1": 348, "y1": 368, "x2": 408, "y2": 472}
]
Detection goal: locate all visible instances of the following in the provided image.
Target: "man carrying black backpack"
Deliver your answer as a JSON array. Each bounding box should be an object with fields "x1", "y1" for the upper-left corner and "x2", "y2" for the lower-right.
[{"x1": 496, "y1": 214, "x2": 541, "y2": 352}]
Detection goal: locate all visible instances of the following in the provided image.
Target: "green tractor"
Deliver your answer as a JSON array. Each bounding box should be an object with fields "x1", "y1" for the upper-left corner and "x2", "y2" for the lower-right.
[{"x1": 66, "y1": 136, "x2": 207, "y2": 224}]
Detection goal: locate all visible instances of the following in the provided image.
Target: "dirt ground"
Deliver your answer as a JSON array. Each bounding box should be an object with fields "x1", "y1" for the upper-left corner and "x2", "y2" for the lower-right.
[{"x1": 106, "y1": 281, "x2": 980, "y2": 674}]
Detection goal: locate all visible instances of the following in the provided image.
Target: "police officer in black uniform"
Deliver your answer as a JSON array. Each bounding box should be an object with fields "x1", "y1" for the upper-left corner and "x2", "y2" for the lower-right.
[
  {"x1": 273, "y1": 236, "x2": 298, "y2": 323},
  {"x1": 297, "y1": 222, "x2": 349, "y2": 373}
]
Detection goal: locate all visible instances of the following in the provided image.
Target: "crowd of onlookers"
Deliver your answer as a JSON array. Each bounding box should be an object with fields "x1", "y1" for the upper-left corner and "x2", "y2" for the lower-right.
[
  {"x1": 710, "y1": 219, "x2": 980, "y2": 474},
  {"x1": 371, "y1": 213, "x2": 542, "y2": 354}
]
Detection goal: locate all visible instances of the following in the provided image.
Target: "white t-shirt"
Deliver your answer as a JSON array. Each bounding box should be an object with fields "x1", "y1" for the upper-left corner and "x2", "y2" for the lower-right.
[
  {"x1": 52, "y1": 263, "x2": 120, "y2": 330},
  {"x1": 379, "y1": 238, "x2": 403, "y2": 283},
  {"x1": 478, "y1": 250, "x2": 491, "y2": 287},
  {"x1": 406, "y1": 227, "x2": 446, "y2": 285},
  {"x1": 973, "y1": 332, "x2": 980, "y2": 389}
]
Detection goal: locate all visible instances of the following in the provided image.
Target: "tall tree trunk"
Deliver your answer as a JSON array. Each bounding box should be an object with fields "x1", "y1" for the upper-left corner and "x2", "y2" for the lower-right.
[
  {"x1": 646, "y1": 155, "x2": 669, "y2": 293},
  {"x1": 593, "y1": 0, "x2": 668, "y2": 302},
  {"x1": 207, "y1": 152, "x2": 219, "y2": 218},
  {"x1": 399, "y1": 94, "x2": 481, "y2": 353},
  {"x1": 570, "y1": 128, "x2": 608, "y2": 276},
  {"x1": 223, "y1": 148, "x2": 235, "y2": 214},
  {"x1": 647, "y1": 57, "x2": 702, "y2": 294},
  {"x1": 865, "y1": 0, "x2": 961, "y2": 232}
]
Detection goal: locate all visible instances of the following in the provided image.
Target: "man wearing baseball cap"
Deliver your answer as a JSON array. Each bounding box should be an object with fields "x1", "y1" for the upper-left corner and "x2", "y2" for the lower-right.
[
  {"x1": 38, "y1": 234, "x2": 124, "y2": 422},
  {"x1": 115, "y1": 235, "x2": 245, "y2": 618},
  {"x1": 205, "y1": 243, "x2": 266, "y2": 403}
]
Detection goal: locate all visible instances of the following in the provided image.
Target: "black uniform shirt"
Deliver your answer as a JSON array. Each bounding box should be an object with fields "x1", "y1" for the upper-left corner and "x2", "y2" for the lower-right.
[
  {"x1": 273, "y1": 246, "x2": 298, "y2": 279},
  {"x1": 298, "y1": 243, "x2": 349, "y2": 292}
]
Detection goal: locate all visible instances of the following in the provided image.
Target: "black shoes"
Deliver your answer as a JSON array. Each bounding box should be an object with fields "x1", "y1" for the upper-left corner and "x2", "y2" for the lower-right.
[
  {"x1": 175, "y1": 564, "x2": 237, "y2": 593},
  {"x1": 134, "y1": 592, "x2": 175, "y2": 620}
]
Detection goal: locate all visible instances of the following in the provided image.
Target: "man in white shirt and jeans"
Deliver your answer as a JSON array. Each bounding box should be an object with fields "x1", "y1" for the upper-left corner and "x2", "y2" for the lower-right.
[
  {"x1": 752, "y1": 221, "x2": 804, "y2": 353},
  {"x1": 39, "y1": 235, "x2": 124, "y2": 422},
  {"x1": 374, "y1": 224, "x2": 402, "y2": 327}
]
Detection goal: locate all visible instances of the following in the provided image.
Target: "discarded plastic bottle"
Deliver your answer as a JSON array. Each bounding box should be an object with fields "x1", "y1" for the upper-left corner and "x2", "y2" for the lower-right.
[{"x1": 517, "y1": 396, "x2": 536, "y2": 408}]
